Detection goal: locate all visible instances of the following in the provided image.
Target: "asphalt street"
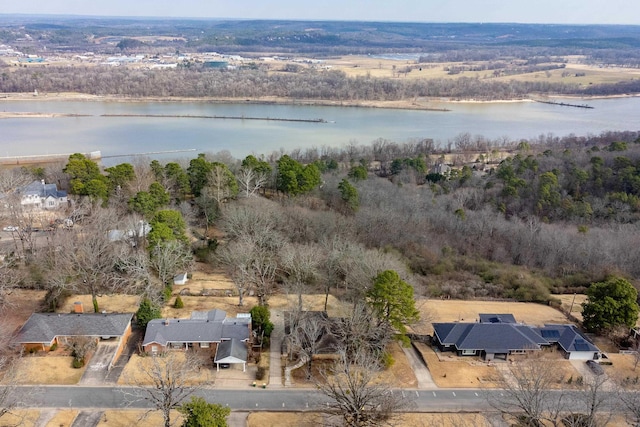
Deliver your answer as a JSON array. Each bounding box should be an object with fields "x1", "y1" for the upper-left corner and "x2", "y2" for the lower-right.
[{"x1": 13, "y1": 386, "x2": 494, "y2": 412}]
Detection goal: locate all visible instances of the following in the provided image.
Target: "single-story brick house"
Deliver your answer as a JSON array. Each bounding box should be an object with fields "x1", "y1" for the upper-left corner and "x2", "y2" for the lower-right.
[
  {"x1": 433, "y1": 313, "x2": 601, "y2": 361},
  {"x1": 142, "y1": 309, "x2": 251, "y2": 354},
  {"x1": 15, "y1": 310, "x2": 133, "y2": 366}
]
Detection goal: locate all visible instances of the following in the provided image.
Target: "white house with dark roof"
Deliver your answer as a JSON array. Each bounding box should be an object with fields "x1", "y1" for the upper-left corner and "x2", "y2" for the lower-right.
[
  {"x1": 142, "y1": 309, "x2": 251, "y2": 353},
  {"x1": 19, "y1": 180, "x2": 68, "y2": 210},
  {"x1": 432, "y1": 313, "x2": 601, "y2": 361}
]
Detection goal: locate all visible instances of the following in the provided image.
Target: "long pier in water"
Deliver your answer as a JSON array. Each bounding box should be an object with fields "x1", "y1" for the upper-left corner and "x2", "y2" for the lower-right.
[{"x1": 101, "y1": 113, "x2": 328, "y2": 123}]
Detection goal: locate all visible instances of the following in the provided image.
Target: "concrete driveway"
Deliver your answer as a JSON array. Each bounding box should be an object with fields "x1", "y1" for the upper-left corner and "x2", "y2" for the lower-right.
[{"x1": 79, "y1": 341, "x2": 120, "y2": 385}]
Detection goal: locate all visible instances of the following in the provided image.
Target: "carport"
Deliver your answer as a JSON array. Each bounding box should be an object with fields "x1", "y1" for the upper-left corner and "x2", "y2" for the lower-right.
[{"x1": 214, "y1": 339, "x2": 247, "y2": 372}]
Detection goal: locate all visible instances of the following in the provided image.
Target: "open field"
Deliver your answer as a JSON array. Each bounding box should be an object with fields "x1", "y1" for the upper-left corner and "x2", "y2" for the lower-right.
[{"x1": 411, "y1": 299, "x2": 570, "y2": 335}]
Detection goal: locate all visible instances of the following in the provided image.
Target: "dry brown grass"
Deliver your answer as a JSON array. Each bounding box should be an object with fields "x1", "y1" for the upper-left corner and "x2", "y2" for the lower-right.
[
  {"x1": 289, "y1": 341, "x2": 416, "y2": 388},
  {"x1": 377, "y1": 341, "x2": 418, "y2": 388},
  {"x1": 246, "y1": 412, "x2": 491, "y2": 427},
  {"x1": 2, "y1": 289, "x2": 47, "y2": 334},
  {"x1": 58, "y1": 294, "x2": 141, "y2": 314},
  {"x1": 554, "y1": 294, "x2": 588, "y2": 322},
  {"x1": 603, "y1": 353, "x2": 640, "y2": 384},
  {"x1": 411, "y1": 299, "x2": 570, "y2": 335},
  {"x1": 0, "y1": 410, "x2": 39, "y2": 427},
  {"x1": 415, "y1": 342, "x2": 499, "y2": 388},
  {"x1": 44, "y1": 410, "x2": 77, "y2": 427},
  {"x1": 117, "y1": 353, "x2": 214, "y2": 386},
  {"x1": 13, "y1": 355, "x2": 85, "y2": 385},
  {"x1": 97, "y1": 410, "x2": 183, "y2": 427}
]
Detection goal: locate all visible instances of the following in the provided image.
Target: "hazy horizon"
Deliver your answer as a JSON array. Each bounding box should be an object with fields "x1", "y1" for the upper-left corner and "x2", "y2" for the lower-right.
[{"x1": 2, "y1": 0, "x2": 638, "y2": 25}]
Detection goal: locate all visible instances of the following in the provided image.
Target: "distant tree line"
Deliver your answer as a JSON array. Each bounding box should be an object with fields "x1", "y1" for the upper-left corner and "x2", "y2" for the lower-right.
[{"x1": 2, "y1": 65, "x2": 640, "y2": 100}]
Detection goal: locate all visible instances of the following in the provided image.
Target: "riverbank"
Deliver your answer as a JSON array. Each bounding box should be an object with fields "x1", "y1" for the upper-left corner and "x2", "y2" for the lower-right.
[{"x1": 1, "y1": 91, "x2": 637, "y2": 111}]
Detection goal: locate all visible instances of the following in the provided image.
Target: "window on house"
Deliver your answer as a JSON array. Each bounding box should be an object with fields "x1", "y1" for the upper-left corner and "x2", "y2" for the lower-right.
[
  {"x1": 461, "y1": 349, "x2": 477, "y2": 355},
  {"x1": 200, "y1": 342, "x2": 210, "y2": 348}
]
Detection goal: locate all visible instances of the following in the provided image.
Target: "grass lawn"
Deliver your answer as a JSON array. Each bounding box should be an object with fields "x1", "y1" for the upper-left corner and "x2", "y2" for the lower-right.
[
  {"x1": 415, "y1": 342, "x2": 499, "y2": 388},
  {"x1": 246, "y1": 412, "x2": 491, "y2": 427},
  {"x1": 0, "y1": 410, "x2": 39, "y2": 427},
  {"x1": 13, "y1": 355, "x2": 85, "y2": 385}
]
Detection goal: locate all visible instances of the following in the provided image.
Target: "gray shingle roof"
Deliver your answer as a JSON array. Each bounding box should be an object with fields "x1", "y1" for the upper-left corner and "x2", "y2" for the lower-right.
[
  {"x1": 479, "y1": 313, "x2": 516, "y2": 324},
  {"x1": 433, "y1": 322, "x2": 549, "y2": 354},
  {"x1": 214, "y1": 338, "x2": 247, "y2": 363},
  {"x1": 548, "y1": 324, "x2": 600, "y2": 354},
  {"x1": 143, "y1": 310, "x2": 250, "y2": 346},
  {"x1": 434, "y1": 317, "x2": 601, "y2": 356},
  {"x1": 22, "y1": 180, "x2": 67, "y2": 198},
  {"x1": 16, "y1": 313, "x2": 133, "y2": 344}
]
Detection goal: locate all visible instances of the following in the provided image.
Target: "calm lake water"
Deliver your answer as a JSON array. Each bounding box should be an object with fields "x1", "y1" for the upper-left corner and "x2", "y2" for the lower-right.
[{"x1": 0, "y1": 97, "x2": 638, "y2": 165}]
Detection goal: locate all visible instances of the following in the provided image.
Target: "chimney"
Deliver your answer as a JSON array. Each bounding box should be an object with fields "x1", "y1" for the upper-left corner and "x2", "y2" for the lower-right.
[{"x1": 73, "y1": 301, "x2": 83, "y2": 314}]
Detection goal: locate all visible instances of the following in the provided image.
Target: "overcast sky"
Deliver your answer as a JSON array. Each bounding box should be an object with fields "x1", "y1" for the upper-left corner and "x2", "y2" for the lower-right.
[{"x1": 2, "y1": 0, "x2": 638, "y2": 25}]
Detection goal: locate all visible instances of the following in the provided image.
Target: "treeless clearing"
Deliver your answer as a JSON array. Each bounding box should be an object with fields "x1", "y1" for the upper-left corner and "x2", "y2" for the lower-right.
[
  {"x1": 246, "y1": 412, "x2": 491, "y2": 427},
  {"x1": 603, "y1": 353, "x2": 640, "y2": 383},
  {"x1": 554, "y1": 293, "x2": 588, "y2": 322},
  {"x1": 58, "y1": 294, "x2": 141, "y2": 314},
  {"x1": 415, "y1": 342, "x2": 499, "y2": 388},
  {"x1": 44, "y1": 410, "x2": 77, "y2": 427},
  {"x1": 13, "y1": 355, "x2": 85, "y2": 385},
  {"x1": 117, "y1": 353, "x2": 214, "y2": 386},
  {"x1": 97, "y1": 410, "x2": 183, "y2": 427},
  {"x1": 0, "y1": 410, "x2": 39, "y2": 427},
  {"x1": 411, "y1": 299, "x2": 570, "y2": 335}
]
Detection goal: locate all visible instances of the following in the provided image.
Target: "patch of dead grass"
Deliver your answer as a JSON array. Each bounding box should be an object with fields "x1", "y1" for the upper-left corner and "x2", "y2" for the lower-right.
[
  {"x1": 97, "y1": 410, "x2": 183, "y2": 427},
  {"x1": 58, "y1": 294, "x2": 140, "y2": 314},
  {"x1": 44, "y1": 410, "x2": 78, "y2": 427},
  {"x1": 13, "y1": 355, "x2": 85, "y2": 385},
  {"x1": 117, "y1": 353, "x2": 214, "y2": 386},
  {"x1": 246, "y1": 412, "x2": 491, "y2": 427},
  {"x1": 415, "y1": 342, "x2": 499, "y2": 388},
  {"x1": 604, "y1": 353, "x2": 640, "y2": 384},
  {"x1": 0, "y1": 410, "x2": 39, "y2": 427}
]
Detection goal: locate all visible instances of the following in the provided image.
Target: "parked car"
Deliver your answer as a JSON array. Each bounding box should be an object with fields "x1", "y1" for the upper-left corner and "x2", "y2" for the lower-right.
[
  {"x1": 586, "y1": 360, "x2": 604, "y2": 375},
  {"x1": 2, "y1": 225, "x2": 18, "y2": 232}
]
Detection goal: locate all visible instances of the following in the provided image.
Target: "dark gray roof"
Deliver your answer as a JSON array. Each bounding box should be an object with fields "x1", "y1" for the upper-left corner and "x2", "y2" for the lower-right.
[
  {"x1": 214, "y1": 338, "x2": 247, "y2": 363},
  {"x1": 433, "y1": 322, "x2": 548, "y2": 354},
  {"x1": 16, "y1": 313, "x2": 133, "y2": 344},
  {"x1": 143, "y1": 309, "x2": 250, "y2": 346},
  {"x1": 22, "y1": 180, "x2": 67, "y2": 198},
  {"x1": 547, "y1": 324, "x2": 600, "y2": 354},
  {"x1": 479, "y1": 313, "x2": 516, "y2": 324}
]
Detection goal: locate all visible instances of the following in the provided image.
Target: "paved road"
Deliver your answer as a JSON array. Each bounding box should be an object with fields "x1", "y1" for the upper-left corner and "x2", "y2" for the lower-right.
[{"x1": 15, "y1": 386, "x2": 495, "y2": 412}]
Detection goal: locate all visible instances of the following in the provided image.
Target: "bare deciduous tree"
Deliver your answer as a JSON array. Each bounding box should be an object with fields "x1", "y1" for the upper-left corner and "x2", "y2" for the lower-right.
[
  {"x1": 287, "y1": 312, "x2": 328, "y2": 379},
  {"x1": 236, "y1": 166, "x2": 267, "y2": 198},
  {"x1": 121, "y1": 351, "x2": 205, "y2": 427},
  {"x1": 315, "y1": 349, "x2": 409, "y2": 427},
  {"x1": 487, "y1": 354, "x2": 567, "y2": 427},
  {"x1": 281, "y1": 243, "x2": 320, "y2": 311},
  {"x1": 149, "y1": 241, "x2": 194, "y2": 287}
]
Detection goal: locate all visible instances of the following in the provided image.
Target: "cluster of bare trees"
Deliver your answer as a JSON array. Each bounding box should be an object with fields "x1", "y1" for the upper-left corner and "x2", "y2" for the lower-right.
[{"x1": 2, "y1": 64, "x2": 636, "y2": 101}]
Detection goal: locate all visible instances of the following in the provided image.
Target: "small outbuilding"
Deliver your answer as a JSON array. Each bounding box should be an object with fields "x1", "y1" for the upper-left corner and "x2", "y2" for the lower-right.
[{"x1": 173, "y1": 273, "x2": 188, "y2": 286}]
